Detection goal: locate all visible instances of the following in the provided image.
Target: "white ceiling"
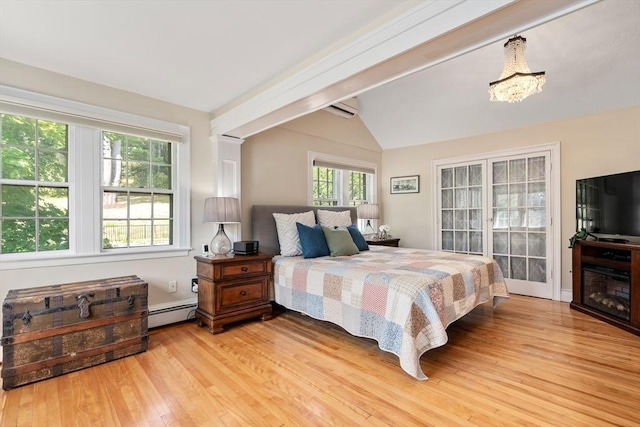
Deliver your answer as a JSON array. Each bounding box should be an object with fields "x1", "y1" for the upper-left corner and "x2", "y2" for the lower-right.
[
  {"x1": 359, "y1": 0, "x2": 640, "y2": 148},
  {"x1": 0, "y1": 0, "x2": 413, "y2": 112},
  {"x1": 1, "y1": 1, "x2": 639, "y2": 150}
]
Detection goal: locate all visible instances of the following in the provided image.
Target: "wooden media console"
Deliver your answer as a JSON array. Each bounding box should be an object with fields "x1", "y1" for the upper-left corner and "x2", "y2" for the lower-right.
[{"x1": 571, "y1": 240, "x2": 640, "y2": 336}]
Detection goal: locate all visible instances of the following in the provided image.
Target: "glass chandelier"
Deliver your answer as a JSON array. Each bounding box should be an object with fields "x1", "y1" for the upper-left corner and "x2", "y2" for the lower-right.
[{"x1": 489, "y1": 35, "x2": 546, "y2": 103}]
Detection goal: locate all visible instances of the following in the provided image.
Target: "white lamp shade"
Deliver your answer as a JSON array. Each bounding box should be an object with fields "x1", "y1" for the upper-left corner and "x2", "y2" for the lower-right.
[
  {"x1": 357, "y1": 204, "x2": 380, "y2": 220},
  {"x1": 203, "y1": 197, "x2": 241, "y2": 223}
]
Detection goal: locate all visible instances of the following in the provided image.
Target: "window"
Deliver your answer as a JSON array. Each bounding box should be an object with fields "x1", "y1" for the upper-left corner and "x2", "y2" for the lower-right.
[
  {"x1": 102, "y1": 132, "x2": 174, "y2": 248},
  {"x1": 312, "y1": 166, "x2": 337, "y2": 206},
  {"x1": 0, "y1": 114, "x2": 69, "y2": 253},
  {"x1": 0, "y1": 86, "x2": 190, "y2": 267},
  {"x1": 348, "y1": 170, "x2": 368, "y2": 204},
  {"x1": 309, "y1": 153, "x2": 376, "y2": 207}
]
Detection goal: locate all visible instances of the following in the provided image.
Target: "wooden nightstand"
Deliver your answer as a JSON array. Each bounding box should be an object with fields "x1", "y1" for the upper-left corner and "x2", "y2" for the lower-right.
[
  {"x1": 366, "y1": 237, "x2": 401, "y2": 247},
  {"x1": 194, "y1": 253, "x2": 273, "y2": 334}
]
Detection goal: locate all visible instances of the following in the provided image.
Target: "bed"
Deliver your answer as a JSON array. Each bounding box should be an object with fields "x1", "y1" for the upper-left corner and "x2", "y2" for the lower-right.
[{"x1": 251, "y1": 205, "x2": 509, "y2": 380}]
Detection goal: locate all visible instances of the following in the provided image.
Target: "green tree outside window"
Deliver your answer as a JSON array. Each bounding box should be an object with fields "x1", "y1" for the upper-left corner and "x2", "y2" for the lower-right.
[
  {"x1": 0, "y1": 114, "x2": 69, "y2": 254},
  {"x1": 102, "y1": 132, "x2": 173, "y2": 249}
]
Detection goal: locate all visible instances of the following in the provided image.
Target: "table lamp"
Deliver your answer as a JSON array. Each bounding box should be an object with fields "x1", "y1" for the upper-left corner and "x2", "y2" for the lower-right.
[
  {"x1": 356, "y1": 203, "x2": 379, "y2": 236},
  {"x1": 203, "y1": 197, "x2": 241, "y2": 255}
]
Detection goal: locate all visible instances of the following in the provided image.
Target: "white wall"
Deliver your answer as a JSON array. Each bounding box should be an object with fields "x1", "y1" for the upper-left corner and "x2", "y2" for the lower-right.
[{"x1": 0, "y1": 59, "x2": 214, "y2": 310}]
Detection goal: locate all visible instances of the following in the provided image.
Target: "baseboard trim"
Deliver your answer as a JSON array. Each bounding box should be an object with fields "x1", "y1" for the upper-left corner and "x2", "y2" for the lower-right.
[{"x1": 561, "y1": 289, "x2": 573, "y2": 303}]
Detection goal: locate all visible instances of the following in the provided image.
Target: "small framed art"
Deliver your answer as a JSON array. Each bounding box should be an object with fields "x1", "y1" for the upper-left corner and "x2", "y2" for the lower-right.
[{"x1": 390, "y1": 175, "x2": 419, "y2": 194}]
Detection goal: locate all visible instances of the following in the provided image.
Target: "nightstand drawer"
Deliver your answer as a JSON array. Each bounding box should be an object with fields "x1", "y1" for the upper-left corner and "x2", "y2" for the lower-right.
[
  {"x1": 219, "y1": 261, "x2": 267, "y2": 279},
  {"x1": 217, "y1": 278, "x2": 267, "y2": 312}
]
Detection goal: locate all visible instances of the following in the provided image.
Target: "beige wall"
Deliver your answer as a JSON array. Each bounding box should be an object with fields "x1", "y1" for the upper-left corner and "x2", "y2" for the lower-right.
[
  {"x1": 2, "y1": 58, "x2": 637, "y2": 303},
  {"x1": 0, "y1": 59, "x2": 213, "y2": 306},
  {"x1": 241, "y1": 109, "x2": 382, "y2": 238},
  {"x1": 380, "y1": 106, "x2": 640, "y2": 294}
]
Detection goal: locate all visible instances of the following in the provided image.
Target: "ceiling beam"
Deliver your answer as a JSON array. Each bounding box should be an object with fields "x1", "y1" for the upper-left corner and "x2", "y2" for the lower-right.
[{"x1": 211, "y1": 0, "x2": 597, "y2": 140}]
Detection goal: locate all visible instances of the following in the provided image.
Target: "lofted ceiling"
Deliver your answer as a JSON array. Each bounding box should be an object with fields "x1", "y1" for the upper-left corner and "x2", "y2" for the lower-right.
[
  {"x1": 1, "y1": 0, "x2": 639, "y2": 150},
  {"x1": 358, "y1": 0, "x2": 640, "y2": 148}
]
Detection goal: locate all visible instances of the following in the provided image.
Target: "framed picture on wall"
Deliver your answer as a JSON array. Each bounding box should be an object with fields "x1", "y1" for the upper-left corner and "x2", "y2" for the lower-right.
[{"x1": 390, "y1": 175, "x2": 420, "y2": 194}]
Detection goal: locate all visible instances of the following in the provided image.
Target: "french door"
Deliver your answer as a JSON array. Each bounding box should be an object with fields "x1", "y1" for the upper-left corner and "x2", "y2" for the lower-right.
[
  {"x1": 436, "y1": 147, "x2": 556, "y2": 299},
  {"x1": 439, "y1": 162, "x2": 486, "y2": 256}
]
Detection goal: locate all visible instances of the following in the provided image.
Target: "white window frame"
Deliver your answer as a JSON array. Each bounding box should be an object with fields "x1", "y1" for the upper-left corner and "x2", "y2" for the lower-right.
[
  {"x1": 308, "y1": 152, "x2": 377, "y2": 230},
  {"x1": 0, "y1": 86, "x2": 191, "y2": 270},
  {"x1": 308, "y1": 152, "x2": 376, "y2": 206}
]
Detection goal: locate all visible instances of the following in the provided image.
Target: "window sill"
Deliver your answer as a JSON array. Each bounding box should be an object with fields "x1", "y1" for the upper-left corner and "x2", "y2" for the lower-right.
[{"x1": 0, "y1": 247, "x2": 193, "y2": 271}]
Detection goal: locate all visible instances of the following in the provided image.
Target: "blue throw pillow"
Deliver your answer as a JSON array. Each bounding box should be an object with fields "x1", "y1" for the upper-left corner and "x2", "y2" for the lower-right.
[
  {"x1": 296, "y1": 222, "x2": 330, "y2": 258},
  {"x1": 347, "y1": 225, "x2": 369, "y2": 251}
]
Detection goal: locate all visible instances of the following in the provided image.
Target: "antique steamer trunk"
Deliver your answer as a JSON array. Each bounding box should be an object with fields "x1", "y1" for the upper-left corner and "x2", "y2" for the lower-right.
[{"x1": 2, "y1": 275, "x2": 148, "y2": 390}]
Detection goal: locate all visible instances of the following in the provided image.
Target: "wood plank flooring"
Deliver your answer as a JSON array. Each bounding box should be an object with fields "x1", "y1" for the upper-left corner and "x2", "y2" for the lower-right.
[{"x1": 1, "y1": 295, "x2": 639, "y2": 426}]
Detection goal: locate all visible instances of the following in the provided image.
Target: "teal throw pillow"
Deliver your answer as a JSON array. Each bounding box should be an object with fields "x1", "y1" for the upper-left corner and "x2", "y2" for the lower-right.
[
  {"x1": 296, "y1": 222, "x2": 330, "y2": 258},
  {"x1": 347, "y1": 225, "x2": 369, "y2": 251},
  {"x1": 322, "y1": 226, "x2": 360, "y2": 257}
]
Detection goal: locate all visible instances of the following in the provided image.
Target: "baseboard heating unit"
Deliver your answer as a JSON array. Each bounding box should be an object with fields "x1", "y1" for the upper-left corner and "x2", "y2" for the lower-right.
[{"x1": 148, "y1": 299, "x2": 197, "y2": 328}]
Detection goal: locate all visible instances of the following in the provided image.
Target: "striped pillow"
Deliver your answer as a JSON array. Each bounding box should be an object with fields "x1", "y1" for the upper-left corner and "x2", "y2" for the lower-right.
[
  {"x1": 317, "y1": 210, "x2": 352, "y2": 228},
  {"x1": 272, "y1": 211, "x2": 315, "y2": 256}
]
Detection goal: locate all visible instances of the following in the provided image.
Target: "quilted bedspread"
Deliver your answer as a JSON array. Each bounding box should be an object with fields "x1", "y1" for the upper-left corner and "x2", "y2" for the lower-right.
[{"x1": 273, "y1": 246, "x2": 509, "y2": 380}]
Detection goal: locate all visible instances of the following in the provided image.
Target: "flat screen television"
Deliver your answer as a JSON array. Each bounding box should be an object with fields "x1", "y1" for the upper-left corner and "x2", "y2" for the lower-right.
[{"x1": 576, "y1": 170, "x2": 640, "y2": 241}]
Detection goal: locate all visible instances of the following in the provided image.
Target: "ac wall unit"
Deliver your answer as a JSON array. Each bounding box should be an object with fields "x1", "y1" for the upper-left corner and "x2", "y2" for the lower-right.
[{"x1": 322, "y1": 97, "x2": 358, "y2": 119}]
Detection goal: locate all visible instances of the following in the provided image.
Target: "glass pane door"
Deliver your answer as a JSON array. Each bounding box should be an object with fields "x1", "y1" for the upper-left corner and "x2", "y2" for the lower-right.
[
  {"x1": 489, "y1": 154, "x2": 551, "y2": 298},
  {"x1": 438, "y1": 162, "x2": 485, "y2": 255}
]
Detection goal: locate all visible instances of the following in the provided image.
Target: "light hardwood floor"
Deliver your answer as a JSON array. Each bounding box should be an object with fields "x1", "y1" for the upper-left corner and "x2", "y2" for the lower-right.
[{"x1": 1, "y1": 295, "x2": 639, "y2": 427}]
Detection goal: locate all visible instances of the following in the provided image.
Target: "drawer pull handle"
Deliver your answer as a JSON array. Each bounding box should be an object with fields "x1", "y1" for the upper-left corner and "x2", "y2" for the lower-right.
[
  {"x1": 241, "y1": 267, "x2": 249, "y2": 272},
  {"x1": 241, "y1": 291, "x2": 247, "y2": 296}
]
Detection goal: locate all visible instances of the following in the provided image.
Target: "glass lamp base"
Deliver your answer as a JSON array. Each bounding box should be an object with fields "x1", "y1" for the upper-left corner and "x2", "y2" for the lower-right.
[
  {"x1": 363, "y1": 220, "x2": 375, "y2": 236},
  {"x1": 209, "y1": 224, "x2": 232, "y2": 255}
]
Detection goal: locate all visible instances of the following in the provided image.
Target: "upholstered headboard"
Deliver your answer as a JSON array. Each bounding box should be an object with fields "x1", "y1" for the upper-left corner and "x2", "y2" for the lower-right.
[{"x1": 251, "y1": 205, "x2": 358, "y2": 255}]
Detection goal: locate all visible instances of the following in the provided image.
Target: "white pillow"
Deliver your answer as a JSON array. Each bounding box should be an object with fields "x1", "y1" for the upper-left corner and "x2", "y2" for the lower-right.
[
  {"x1": 317, "y1": 209, "x2": 352, "y2": 228},
  {"x1": 273, "y1": 211, "x2": 315, "y2": 256}
]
